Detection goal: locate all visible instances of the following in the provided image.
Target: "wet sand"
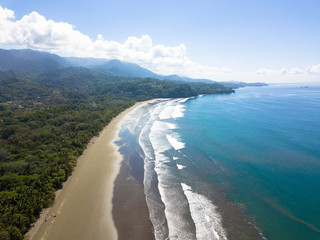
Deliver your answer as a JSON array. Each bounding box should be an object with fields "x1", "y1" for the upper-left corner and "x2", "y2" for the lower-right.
[
  {"x1": 112, "y1": 152, "x2": 155, "y2": 240},
  {"x1": 111, "y1": 98, "x2": 264, "y2": 240},
  {"x1": 27, "y1": 97, "x2": 262, "y2": 240},
  {"x1": 27, "y1": 101, "x2": 153, "y2": 240}
]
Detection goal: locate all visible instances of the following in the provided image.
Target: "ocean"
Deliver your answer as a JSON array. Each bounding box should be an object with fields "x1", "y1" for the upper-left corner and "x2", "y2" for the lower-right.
[{"x1": 118, "y1": 84, "x2": 320, "y2": 240}]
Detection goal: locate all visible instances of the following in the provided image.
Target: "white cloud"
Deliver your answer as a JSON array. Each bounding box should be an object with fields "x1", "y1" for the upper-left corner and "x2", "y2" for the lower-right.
[
  {"x1": 0, "y1": 7, "x2": 93, "y2": 53},
  {"x1": 288, "y1": 67, "x2": 305, "y2": 75},
  {"x1": 0, "y1": 5, "x2": 14, "y2": 20},
  {"x1": 256, "y1": 68, "x2": 277, "y2": 75},
  {"x1": 0, "y1": 5, "x2": 319, "y2": 83},
  {"x1": 256, "y1": 66, "x2": 320, "y2": 76},
  {"x1": 0, "y1": 5, "x2": 232, "y2": 80},
  {"x1": 307, "y1": 64, "x2": 320, "y2": 74},
  {"x1": 280, "y1": 68, "x2": 288, "y2": 75},
  {"x1": 252, "y1": 66, "x2": 320, "y2": 84}
]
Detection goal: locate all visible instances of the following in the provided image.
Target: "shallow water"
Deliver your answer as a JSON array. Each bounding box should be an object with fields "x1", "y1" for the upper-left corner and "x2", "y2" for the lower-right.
[{"x1": 118, "y1": 85, "x2": 320, "y2": 240}]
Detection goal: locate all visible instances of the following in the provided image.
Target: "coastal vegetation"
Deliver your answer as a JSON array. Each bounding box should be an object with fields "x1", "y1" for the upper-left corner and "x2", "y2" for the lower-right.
[{"x1": 0, "y1": 66, "x2": 233, "y2": 239}]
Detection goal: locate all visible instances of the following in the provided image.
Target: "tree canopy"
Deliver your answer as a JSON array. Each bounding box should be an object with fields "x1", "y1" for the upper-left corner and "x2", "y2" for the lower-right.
[{"x1": 0, "y1": 67, "x2": 233, "y2": 239}]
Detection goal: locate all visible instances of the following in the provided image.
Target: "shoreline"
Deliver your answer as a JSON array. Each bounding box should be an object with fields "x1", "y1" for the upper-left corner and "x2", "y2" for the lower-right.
[
  {"x1": 27, "y1": 100, "x2": 155, "y2": 240},
  {"x1": 26, "y1": 97, "x2": 263, "y2": 240},
  {"x1": 110, "y1": 97, "x2": 264, "y2": 240},
  {"x1": 111, "y1": 100, "x2": 169, "y2": 240},
  {"x1": 112, "y1": 142, "x2": 155, "y2": 240}
]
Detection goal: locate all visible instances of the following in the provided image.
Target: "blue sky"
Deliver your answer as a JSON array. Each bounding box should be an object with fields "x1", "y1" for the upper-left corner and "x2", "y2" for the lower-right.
[{"x1": 0, "y1": 0, "x2": 320, "y2": 83}]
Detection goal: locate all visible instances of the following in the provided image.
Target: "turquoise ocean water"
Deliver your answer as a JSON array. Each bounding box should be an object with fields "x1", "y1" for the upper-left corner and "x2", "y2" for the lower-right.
[
  {"x1": 120, "y1": 84, "x2": 320, "y2": 240},
  {"x1": 174, "y1": 85, "x2": 320, "y2": 240}
]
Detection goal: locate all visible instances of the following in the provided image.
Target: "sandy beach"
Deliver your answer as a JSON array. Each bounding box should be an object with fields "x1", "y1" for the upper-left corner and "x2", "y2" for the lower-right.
[{"x1": 27, "y1": 101, "x2": 151, "y2": 240}]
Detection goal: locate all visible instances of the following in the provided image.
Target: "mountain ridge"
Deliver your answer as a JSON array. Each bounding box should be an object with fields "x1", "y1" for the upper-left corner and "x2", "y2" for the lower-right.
[{"x1": 0, "y1": 48, "x2": 267, "y2": 87}]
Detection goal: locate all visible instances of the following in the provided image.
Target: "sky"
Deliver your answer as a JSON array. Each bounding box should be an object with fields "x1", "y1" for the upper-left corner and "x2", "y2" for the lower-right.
[{"x1": 0, "y1": 0, "x2": 320, "y2": 83}]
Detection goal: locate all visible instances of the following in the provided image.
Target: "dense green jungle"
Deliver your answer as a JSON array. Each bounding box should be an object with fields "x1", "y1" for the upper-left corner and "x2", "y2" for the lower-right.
[{"x1": 0, "y1": 64, "x2": 233, "y2": 239}]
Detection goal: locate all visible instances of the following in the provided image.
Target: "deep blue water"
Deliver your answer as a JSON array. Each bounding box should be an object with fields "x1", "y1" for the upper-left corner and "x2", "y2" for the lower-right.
[{"x1": 175, "y1": 85, "x2": 320, "y2": 240}]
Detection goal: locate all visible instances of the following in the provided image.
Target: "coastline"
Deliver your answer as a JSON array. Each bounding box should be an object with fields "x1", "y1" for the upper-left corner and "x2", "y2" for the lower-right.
[
  {"x1": 110, "y1": 97, "x2": 264, "y2": 240},
  {"x1": 27, "y1": 100, "x2": 153, "y2": 240},
  {"x1": 26, "y1": 97, "x2": 263, "y2": 240},
  {"x1": 112, "y1": 100, "x2": 169, "y2": 240},
  {"x1": 112, "y1": 143, "x2": 155, "y2": 240}
]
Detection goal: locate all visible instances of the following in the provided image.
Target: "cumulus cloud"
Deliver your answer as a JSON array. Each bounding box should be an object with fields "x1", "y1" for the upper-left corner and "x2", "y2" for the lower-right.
[
  {"x1": 280, "y1": 68, "x2": 288, "y2": 75},
  {"x1": 0, "y1": 6, "x2": 93, "y2": 53},
  {"x1": 307, "y1": 64, "x2": 320, "y2": 74},
  {"x1": 0, "y1": 5, "x2": 232, "y2": 79},
  {"x1": 256, "y1": 68, "x2": 277, "y2": 75},
  {"x1": 289, "y1": 67, "x2": 305, "y2": 75},
  {"x1": 256, "y1": 66, "x2": 320, "y2": 76},
  {"x1": 1, "y1": 5, "x2": 319, "y2": 83}
]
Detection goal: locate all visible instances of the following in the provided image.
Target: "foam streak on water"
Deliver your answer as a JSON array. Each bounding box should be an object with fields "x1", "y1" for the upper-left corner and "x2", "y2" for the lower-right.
[
  {"x1": 135, "y1": 99, "x2": 228, "y2": 240},
  {"x1": 181, "y1": 183, "x2": 228, "y2": 240},
  {"x1": 166, "y1": 134, "x2": 185, "y2": 150},
  {"x1": 149, "y1": 120, "x2": 196, "y2": 239},
  {"x1": 172, "y1": 99, "x2": 187, "y2": 119},
  {"x1": 177, "y1": 164, "x2": 186, "y2": 170},
  {"x1": 159, "y1": 101, "x2": 176, "y2": 120},
  {"x1": 138, "y1": 102, "x2": 170, "y2": 240}
]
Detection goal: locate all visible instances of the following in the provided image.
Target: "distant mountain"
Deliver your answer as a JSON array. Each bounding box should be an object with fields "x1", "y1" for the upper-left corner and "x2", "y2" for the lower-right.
[
  {"x1": 0, "y1": 48, "x2": 267, "y2": 87},
  {"x1": 0, "y1": 49, "x2": 70, "y2": 70},
  {"x1": 0, "y1": 49, "x2": 214, "y2": 83},
  {"x1": 219, "y1": 81, "x2": 268, "y2": 88},
  {"x1": 92, "y1": 61, "x2": 216, "y2": 84},
  {"x1": 66, "y1": 59, "x2": 267, "y2": 87},
  {"x1": 66, "y1": 57, "x2": 109, "y2": 68},
  {"x1": 161, "y1": 74, "x2": 213, "y2": 84},
  {"x1": 57, "y1": 57, "x2": 160, "y2": 79},
  {"x1": 65, "y1": 58, "x2": 207, "y2": 82},
  {"x1": 95, "y1": 59, "x2": 160, "y2": 78}
]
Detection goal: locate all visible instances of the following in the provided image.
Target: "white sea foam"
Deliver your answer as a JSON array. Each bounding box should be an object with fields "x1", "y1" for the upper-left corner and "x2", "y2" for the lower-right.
[
  {"x1": 139, "y1": 104, "x2": 171, "y2": 240},
  {"x1": 177, "y1": 164, "x2": 186, "y2": 170},
  {"x1": 149, "y1": 118, "x2": 197, "y2": 239},
  {"x1": 150, "y1": 102, "x2": 165, "y2": 120},
  {"x1": 172, "y1": 104, "x2": 186, "y2": 119},
  {"x1": 139, "y1": 125, "x2": 153, "y2": 160},
  {"x1": 121, "y1": 104, "x2": 147, "y2": 134},
  {"x1": 159, "y1": 104, "x2": 176, "y2": 120},
  {"x1": 179, "y1": 98, "x2": 190, "y2": 103},
  {"x1": 181, "y1": 183, "x2": 228, "y2": 240},
  {"x1": 133, "y1": 100, "x2": 228, "y2": 240},
  {"x1": 136, "y1": 101, "x2": 201, "y2": 240},
  {"x1": 150, "y1": 122, "x2": 172, "y2": 153},
  {"x1": 124, "y1": 101, "x2": 167, "y2": 135},
  {"x1": 166, "y1": 122, "x2": 177, "y2": 129},
  {"x1": 166, "y1": 134, "x2": 185, "y2": 150},
  {"x1": 138, "y1": 105, "x2": 165, "y2": 160}
]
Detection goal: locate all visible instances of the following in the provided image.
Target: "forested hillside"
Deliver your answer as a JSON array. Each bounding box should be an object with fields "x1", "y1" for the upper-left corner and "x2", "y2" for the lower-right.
[
  {"x1": 0, "y1": 65, "x2": 233, "y2": 239},
  {"x1": 0, "y1": 49, "x2": 69, "y2": 70}
]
